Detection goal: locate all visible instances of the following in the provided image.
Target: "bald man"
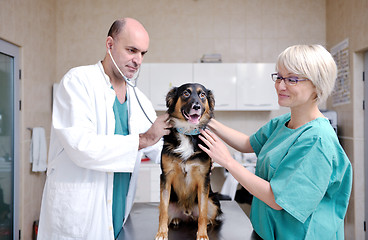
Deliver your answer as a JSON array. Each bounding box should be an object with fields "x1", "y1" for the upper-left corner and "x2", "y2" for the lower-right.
[{"x1": 38, "y1": 18, "x2": 170, "y2": 240}]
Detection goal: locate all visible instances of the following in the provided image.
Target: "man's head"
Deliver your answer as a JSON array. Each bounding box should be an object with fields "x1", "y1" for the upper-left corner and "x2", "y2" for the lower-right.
[{"x1": 105, "y1": 18, "x2": 149, "y2": 79}]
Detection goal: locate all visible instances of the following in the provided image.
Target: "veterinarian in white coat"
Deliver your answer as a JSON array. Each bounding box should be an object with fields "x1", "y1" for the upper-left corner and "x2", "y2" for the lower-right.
[{"x1": 38, "y1": 18, "x2": 170, "y2": 240}]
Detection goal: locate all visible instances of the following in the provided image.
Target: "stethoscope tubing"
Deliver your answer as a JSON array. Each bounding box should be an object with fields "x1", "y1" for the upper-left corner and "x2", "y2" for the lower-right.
[{"x1": 102, "y1": 51, "x2": 154, "y2": 124}]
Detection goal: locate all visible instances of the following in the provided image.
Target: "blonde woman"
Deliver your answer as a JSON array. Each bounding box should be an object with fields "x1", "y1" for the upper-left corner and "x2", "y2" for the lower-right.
[{"x1": 199, "y1": 45, "x2": 352, "y2": 239}]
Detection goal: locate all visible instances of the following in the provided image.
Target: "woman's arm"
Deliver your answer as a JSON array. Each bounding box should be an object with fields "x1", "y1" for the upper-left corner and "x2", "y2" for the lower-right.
[
  {"x1": 224, "y1": 158, "x2": 282, "y2": 210},
  {"x1": 199, "y1": 129, "x2": 282, "y2": 210},
  {"x1": 207, "y1": 119, "x2": 254, "y2": 153}
]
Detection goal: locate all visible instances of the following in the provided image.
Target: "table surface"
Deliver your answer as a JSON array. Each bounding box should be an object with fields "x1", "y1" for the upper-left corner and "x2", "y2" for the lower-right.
[{"x1": 118, "y1": 201, "x2": 259, "y2": 240}]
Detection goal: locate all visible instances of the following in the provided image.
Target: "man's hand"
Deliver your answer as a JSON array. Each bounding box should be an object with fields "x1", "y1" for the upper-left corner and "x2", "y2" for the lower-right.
[{"x1": 138, "y1": 114, "x2": 171, "y2": 150}]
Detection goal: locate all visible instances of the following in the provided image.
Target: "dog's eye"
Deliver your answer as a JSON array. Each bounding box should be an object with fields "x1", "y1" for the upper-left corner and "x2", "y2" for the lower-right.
[
  {"x1": 199, "y1": 92, "x2": 206, "y2": 99},
  {"x1": 183, "y1": 90, "x2": 190, "y2": 98}
]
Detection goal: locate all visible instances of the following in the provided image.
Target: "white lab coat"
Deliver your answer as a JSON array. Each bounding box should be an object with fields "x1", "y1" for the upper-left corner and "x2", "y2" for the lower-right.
[{"x1": 37, "y1": 62, "x2": 162, "y2": 240}]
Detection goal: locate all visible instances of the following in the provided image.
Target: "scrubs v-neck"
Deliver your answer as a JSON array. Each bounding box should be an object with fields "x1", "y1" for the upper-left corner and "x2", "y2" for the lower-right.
[{"x1": 112, "y1": 96, "x2": 131, "y2": 239}]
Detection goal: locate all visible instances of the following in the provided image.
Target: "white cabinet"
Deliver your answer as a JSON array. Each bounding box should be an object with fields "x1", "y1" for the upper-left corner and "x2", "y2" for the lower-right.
[
  {"x1": 193, "y1": 63, "x2": 237, "y2": 111},
  {"x1": 134, "y1": 161, "x2": 161, "y2": 202},
  {"x1": 136, "y1": 64, "x2": 150, "y2": 97},
  {"x1": 138, "y1": 63, "x2": 278, "y2": 111},
  {"x1": 140, "y1": 63, "x2": 193, "y2": 111},
  {"x1": 236, "y1": 63, "x2": 278, "y2": 110}
]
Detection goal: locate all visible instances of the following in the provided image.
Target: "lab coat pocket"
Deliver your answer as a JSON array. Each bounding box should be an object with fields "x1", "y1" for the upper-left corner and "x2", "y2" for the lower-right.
[{"x1": 47, "y1": 182, "x2": 96, "y2": 238}]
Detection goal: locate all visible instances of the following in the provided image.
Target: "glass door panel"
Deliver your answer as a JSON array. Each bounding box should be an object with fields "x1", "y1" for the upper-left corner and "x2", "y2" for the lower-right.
[{"x1": 0, "y1": 52, "x2": 14, "y2": 240}]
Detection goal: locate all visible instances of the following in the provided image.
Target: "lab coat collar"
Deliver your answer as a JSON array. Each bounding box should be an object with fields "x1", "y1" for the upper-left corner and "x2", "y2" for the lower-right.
[
  {"x1": 98, "y1": 61, "x2": 133, "y2": 98},
  {"x1": 97, "y1": 61, "x2": 113, "y2": 88}
]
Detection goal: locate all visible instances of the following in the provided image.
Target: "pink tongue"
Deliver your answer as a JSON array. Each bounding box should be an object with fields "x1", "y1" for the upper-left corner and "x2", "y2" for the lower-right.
[{"x1": 188, "y1": 114, "x2": 200, "y2": 124}]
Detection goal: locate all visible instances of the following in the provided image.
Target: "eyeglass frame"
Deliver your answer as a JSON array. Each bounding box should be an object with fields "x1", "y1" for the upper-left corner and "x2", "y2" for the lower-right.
[{"x1": 271, "y1": 73, "x2": 309, "y2": 86}]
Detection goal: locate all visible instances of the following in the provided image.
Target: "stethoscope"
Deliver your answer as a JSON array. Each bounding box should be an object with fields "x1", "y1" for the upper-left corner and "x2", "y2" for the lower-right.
[
  {"x1": 108, "y1": 49, "x2": 140, "y2": 88},
  {"x1": 103, "y1": 49, "x2": 154, "y2": 124}
]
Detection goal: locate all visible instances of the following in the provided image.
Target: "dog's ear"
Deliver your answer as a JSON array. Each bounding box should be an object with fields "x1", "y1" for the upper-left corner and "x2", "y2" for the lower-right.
[
  {"x1": 166, "y1": 87, "x2": 178, "y2": 113},
  {"x1": 207, "y1": 89, "x2": 215, "y2": 113}
]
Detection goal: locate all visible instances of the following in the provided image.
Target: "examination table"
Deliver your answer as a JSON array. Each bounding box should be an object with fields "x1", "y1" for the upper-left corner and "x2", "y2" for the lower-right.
[{"x1": 118, "y1": 201, "x2": 259, "y2": 240}]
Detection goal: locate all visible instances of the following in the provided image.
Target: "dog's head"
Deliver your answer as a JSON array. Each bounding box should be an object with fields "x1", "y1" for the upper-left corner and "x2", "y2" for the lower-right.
[{"x1": 166, "y1": 83, "x2": 215, "y2": 132}]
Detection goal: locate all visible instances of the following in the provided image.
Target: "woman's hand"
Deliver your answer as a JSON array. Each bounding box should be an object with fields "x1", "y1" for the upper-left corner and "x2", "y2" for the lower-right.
[
  {"x1": 198, "y1": 128, "x2": 234, "y2": 169},
  {"x1": 199, "y1": 128, "x2": 282, "y2": 211}
]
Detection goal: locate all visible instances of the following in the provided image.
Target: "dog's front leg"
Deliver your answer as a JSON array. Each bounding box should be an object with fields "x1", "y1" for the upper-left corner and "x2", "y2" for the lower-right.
[
  {"x1": 155, "y1": 173, "x2": 172, "y2": 240},
  {"x1": 196, "y1": 182, "x2": 210, "y2": 240}
]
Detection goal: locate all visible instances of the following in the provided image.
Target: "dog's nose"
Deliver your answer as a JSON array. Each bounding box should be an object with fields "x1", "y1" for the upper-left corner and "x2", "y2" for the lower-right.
[{"x1": 193, "y1": 103, "x2": 200, "y2": 110}]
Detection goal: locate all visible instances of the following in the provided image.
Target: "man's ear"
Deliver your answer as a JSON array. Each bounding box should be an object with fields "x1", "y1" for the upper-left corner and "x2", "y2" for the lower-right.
[{"x1": 106, "y1": 36, "x2": 114, "y2": 51}]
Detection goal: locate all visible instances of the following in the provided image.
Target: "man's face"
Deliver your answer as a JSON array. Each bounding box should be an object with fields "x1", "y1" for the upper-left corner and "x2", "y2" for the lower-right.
[{"x1": 111, "y1": 26, "x2": 149, "y2": 79}]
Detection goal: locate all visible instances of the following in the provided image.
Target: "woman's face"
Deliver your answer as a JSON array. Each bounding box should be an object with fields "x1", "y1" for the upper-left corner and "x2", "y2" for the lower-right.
[{"x1": 275, "y1": 65, "x2": 317, "y2": 109}]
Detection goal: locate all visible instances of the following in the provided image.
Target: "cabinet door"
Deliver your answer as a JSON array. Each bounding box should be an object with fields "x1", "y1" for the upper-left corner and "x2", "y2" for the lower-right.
[
  {"x1": 137, "y1": 63, "x2": 150, "y2": 98},
  {"x1": 236, "y1": 63, "x2": 279, "y2": 110},
  {"x1": 193, "y1": 63, "x2": 237, "y2": 110},
  {"x1": 135, "y1": 163, "x2": 161, "y2": 202},
  {"x1": 149, "y1": 63, "x2": 193, "y2": 111},
  {"x1": 134, "y1": 167, "x2": 151, "y2": 202}
]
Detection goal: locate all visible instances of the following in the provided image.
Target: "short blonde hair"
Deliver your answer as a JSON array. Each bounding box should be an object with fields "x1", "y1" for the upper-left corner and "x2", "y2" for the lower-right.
[{"x1": 276, "y1": 45, "x2": 337, "y2": 104}]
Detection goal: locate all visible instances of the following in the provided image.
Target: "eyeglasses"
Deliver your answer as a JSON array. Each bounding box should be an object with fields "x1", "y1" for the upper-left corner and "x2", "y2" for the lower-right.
[{"x1": 271, "y1": 73, "x2": 309, "y2": 86}]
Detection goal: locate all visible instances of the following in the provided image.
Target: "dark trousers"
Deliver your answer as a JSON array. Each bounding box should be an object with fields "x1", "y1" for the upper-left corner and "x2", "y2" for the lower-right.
[{"x1": 251, "y1": 231, "x2": 263, "y2": 240}]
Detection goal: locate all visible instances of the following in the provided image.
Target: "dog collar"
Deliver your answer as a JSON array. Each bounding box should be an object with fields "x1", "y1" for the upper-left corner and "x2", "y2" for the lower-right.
[{"x1": 176, "y1": 127, "x2": 201, "y2": 136}]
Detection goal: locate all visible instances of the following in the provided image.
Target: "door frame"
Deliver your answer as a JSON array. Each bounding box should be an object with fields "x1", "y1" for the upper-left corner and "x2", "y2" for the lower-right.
[
  {"x1": 365, "y1": 50, "x2": 368, "y2": 240},
  {"x1": 0, "y1": 39, "x2": 20, "y2": 240}
]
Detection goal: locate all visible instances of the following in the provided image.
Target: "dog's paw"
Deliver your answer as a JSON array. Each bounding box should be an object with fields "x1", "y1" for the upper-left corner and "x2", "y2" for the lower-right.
[
  {"x1": 155, "y1": 232, "x2": 168, "y2": 240},
  {"x1": 196, "y1": 233, "x2": 209, "y2": 240}
]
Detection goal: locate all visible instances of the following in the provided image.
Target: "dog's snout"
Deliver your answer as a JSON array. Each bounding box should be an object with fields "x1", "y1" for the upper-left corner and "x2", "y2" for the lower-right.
[{"x1": 193, "y1": 103, "x2": 201, "y2": 110}]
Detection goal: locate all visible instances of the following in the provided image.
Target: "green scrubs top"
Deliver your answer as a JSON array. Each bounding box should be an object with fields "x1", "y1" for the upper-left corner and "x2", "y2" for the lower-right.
[
  {"x1": 249, "y1": 113, "x2": 352, "y2": 240},
  {"x1": 112, "y1": 96, "x2": 131, "y2": 239}
]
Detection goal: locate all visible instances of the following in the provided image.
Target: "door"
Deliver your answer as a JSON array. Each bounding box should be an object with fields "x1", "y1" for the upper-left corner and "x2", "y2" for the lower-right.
[{"x1": 0, "y1": 39, "x2": 20, "y2": 240}]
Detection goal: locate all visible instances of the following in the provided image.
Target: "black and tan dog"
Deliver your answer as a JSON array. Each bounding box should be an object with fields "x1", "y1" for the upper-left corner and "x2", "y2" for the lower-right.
[{"x1": 155, "y1": 83, "x2": 222, "y2": 240}]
